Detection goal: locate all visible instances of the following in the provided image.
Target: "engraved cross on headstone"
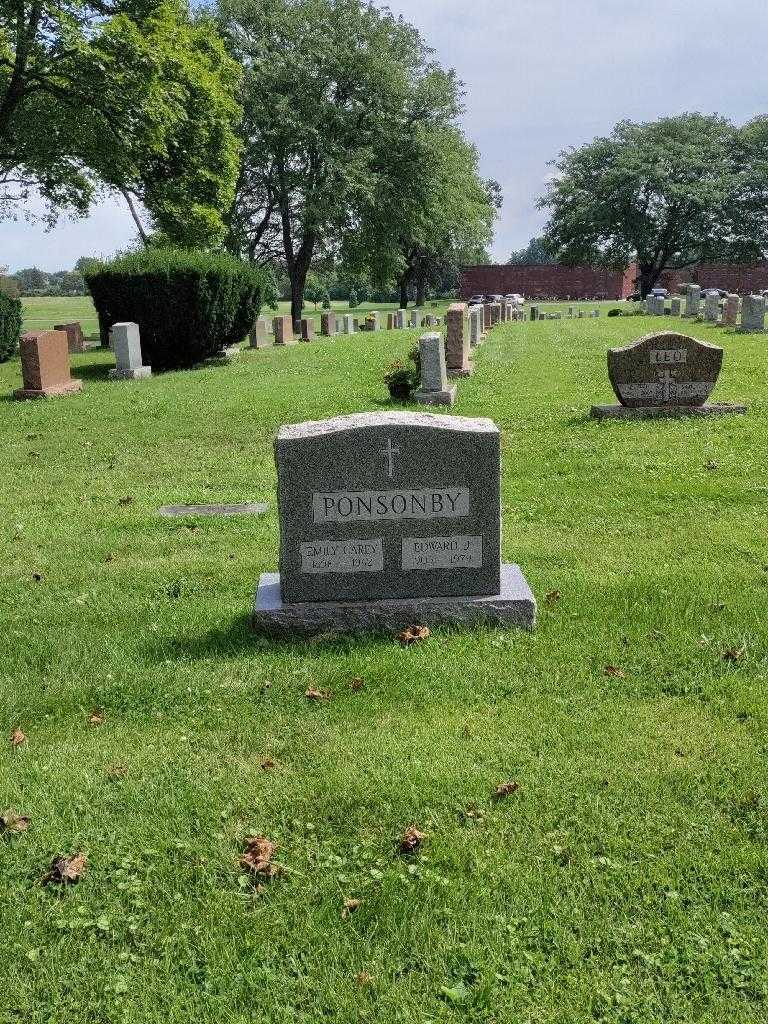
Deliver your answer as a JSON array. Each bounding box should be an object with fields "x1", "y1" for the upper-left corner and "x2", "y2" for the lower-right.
[
  {"x1": 656, "y1": 367, "x2": 677, "y2": 403},
  {"x1": 380, "y1": 438, "x2": 401, "y2": 479}
]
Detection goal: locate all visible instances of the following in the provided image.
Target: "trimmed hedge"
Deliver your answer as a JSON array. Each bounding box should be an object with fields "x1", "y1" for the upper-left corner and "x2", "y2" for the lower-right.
[
  {"x1": 0, "y1": 292, "x2": 22, "y2": 363},
  {"x1": 85, "y1": 249, "x2": 273, "y2": 371}
]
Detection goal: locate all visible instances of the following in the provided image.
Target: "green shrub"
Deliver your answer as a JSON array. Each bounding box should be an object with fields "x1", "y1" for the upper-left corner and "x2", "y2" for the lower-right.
[
  {"x1": 348, "y1": 289, "x2": 359, "y2": 309},
  {"x1": 85, "y1": 249, "x2": 274, "y2": 371},
  {"x1": 321, "y1": 291, "x2": 331, "y2": 309},
  {"x1": 0, "y1": 292, "x2": 22, "y2": 362},
  {"x1": 607, "y1": 308, "x2": 623, "y2": 317}
]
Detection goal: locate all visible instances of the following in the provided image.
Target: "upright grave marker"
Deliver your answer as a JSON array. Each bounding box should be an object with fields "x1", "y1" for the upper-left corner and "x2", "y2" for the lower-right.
[
  {"x1": 469, "y1": 306, "x2": 483, "y2": 347},
  {"x1": 321, "y1": 311, "x2": 337, "y2": 336},
  {"x1": 737, "y1": 294, "x2": 765, "y2": 333},
  {"x1": 670, "y1": 298, "x2": 681, "y2": 316},
  {"x1": 300, "y1": 318, "x2": 315, "y2": 342},
  {"x1": 13, "y1": 331, "x2": 83, "y2": 399},
  {"x1": 387, "y1": 312, "x2": 396, "y2": 330},
  {"x1": 723, "y1": 294, "x2": 739, "y2": 327},
  {"x1": 249, "y1": 318, "x2": 271, "y2": 348},
  {"x1": 704, "y1": 290, "x2": 720, "y2": 322},
  {"x1": 683, "y1": 284, "x2": 701, "y2": 318},
  {"x1": 591, "y1": 331, "x2": 746, "y2": 419},
  {"x1": 252, "y1": 411, "x2": 535, "y2": 634},
  {"x1": 445, "y1": 303, "x2": 471, "y2": 377},
  {"x1": 273, "y1": 315, "x2": 295, "y2": 345},
  {"x1": 54, "y1": 322, "x2": 87, "y2": 353},
  {"x1": 109, "y1": 322, "x2": 151, "y2": 379},
  {"x1": 414, "y1": 333, "x2": 456, "y2": 407}
]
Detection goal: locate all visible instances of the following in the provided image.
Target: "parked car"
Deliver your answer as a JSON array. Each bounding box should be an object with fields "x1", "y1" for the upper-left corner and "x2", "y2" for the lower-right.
[
  {"x1": 505, "y1": 292, "x2": 525, "y2": 304},
  {"x1": 468, "y1": 294, "x2": 485, "y2": 306},
  {"x1": 487, "y1": 294, "x2": 504, "y2": 303}
]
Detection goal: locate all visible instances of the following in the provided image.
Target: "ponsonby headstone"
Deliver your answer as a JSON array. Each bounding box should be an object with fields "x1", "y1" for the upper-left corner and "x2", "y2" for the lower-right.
[
  {"x1": 252, "y1": 411, "x2": 535, "y2": 634},
  {"x1": 14, "y1": 331, "x2": 83, "y2": 399},
  {"x1": 109, "y1": 322, "x2": 151, "y2": 379},
  {"x1": 591, "y1": 331, "x2": 746, "y2": 419}
]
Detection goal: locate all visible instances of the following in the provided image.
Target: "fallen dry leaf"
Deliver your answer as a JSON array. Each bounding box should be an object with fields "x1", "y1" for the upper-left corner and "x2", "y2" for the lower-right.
[
  {"x1": 603, "y1": 665, "x2": 626, "y2": 679},
  {"x1": 544, "y1": 589, "x2": 561, "y2": 608},
  {"x1": 106, "y1": 763, "x2": 128, "y2": 779},
  {"x1": 239, "y1": 835, "x2": 281, "y2": 878},
  {"x1": 305, "y1": 687, "x2": 330, "y2": 701},
  {"x1": 341, "y1": 898, "x2": 360, "y2": 919},
  {"x1": 118, "y1": 495, "x2": 133, "y2": 506},
  {"x1": 398, "y1": 825, "x2": 426, "y2": 855},
  {"x1": 355, "y1": 972, "x2": 374, "y2": 987},
  {"x1": 705, "y1": 460, "x2": 718, "y2": 471},
  {"x1": 88, "y1": 710, "x2": 105, "y2": 726},
  {"x1": 260, "y1": 758, "x2": 275, "y2": 770},
  {"x1": 349, "y1": 677, "x2": 364, "y2": 691},
  {"x1": 723, "y1": 645, "x2": 746, "y2": 663},
  {"x1": 43, "y1": 852, "x2": 87, "y2": 885},
  {"x1": 397, "y1": 624, "x2": 430, "y2": 647},
  {"x1": 10, "y1": 727, "x2": 26, "y2": 748},
  {"x1": 492, "y1": 781, "x2": 520, "y2": 801},
  {"x1": 0, "y1": 809, "x2": 30, "y2": 834},
  {"x1": 32, "y1": 572, "x2": 43, "y2": 583}
]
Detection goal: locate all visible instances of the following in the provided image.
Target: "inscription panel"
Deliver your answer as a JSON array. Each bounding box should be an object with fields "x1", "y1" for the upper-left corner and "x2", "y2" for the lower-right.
[
  {"x1": 402, "y1": 535, "x2": 482, "y2": 570},
  {"x1": 300, "y1": 539, "x2": 383, "y2": 574},
  {"x1": 313, "y1": 487, "x2": 469, "y2": 524}
]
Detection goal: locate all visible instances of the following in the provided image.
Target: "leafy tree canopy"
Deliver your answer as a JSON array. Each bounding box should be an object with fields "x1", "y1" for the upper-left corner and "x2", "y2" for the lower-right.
[
  {"x1": 508, "y1": 236, "x2": 556, "y2": 265},
  {"x1": 537, "y1": 113, "x2": 765, "y2": 295},
  {"x1": 0, "y1": 1, "x2": 242, "y2": 246}
]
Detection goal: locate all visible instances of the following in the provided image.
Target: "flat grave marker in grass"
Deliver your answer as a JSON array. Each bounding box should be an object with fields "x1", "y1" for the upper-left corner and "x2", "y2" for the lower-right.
[
  {"x1": 592, "y1": 330, "x2": 747, "y2": 419},
  {"x1": 157, "y1": 502, "x2": 269, "y2": 518},
  {"x1": 252, "y1": 409, "x2": 535, "y2": 635}
]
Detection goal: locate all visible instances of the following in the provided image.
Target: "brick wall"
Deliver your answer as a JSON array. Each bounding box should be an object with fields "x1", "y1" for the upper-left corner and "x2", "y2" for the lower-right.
[
  {"x1": 461, "y1": 261, "x2": 768, "y2": 299},
  {"x1": 460, "y1": 264, "x2": 629, "y2": 301}
]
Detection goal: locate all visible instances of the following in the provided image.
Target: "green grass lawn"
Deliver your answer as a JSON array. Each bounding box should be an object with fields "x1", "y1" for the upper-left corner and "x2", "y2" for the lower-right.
[{"x1": 1, "y1": 305, "x2": 767, "y2": 1023}]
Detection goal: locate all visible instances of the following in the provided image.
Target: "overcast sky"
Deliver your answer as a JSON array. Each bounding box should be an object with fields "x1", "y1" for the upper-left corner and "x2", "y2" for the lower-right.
[{"x1": 4, "y1": 0, "x2": 768, "y2": 272}]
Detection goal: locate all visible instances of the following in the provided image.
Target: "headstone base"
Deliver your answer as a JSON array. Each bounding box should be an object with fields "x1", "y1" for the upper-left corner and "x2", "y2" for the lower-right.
[
  {"x1": 252, "y1": 563, "x2": 536, "y2": 637},
  {"x1": 590, "y1": 402, "x2": 747, "y2": 420},
  {"x1": 447, "y1": 366, "x2": 473, "y2": 378},
  {"x1": 13, "y1": 380, "x2": 83, "y2": 400},
  {"x1": 413, "y1": 386, "x2": 457, "y2": 407},
  {"x1": 109, "y1": 366, "x2": 151, "y2": 380}
]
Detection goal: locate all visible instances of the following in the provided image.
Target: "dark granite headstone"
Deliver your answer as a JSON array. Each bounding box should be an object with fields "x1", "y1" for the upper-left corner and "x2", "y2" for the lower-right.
[
  {"x1": 591, "y1": 331, "x2": 746, "y2": 419},
  {"x1": 252, "y1": 411, "x2": 535, "y2": 634}
]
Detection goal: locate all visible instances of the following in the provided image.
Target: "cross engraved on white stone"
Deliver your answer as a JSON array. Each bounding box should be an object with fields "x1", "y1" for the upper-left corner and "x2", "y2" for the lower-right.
[
  {"x1": 380, "y1": 438, "x2": 401, "y2": 479},
  {"x1": 656, "y1": 367, "x2": 677, "y2": 403}
]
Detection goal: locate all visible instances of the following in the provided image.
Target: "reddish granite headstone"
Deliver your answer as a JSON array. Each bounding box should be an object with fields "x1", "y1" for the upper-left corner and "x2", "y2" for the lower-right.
[
  {"x1": 54, "y1": 322, "x2": 87, "y2": 353},
  {"x1": 14, "y1": 331, "x2": 83, "y2": 399},
  {"x1": 273, "y1": 315, "x2": 295, "y2": 345},
  {"x1": 300, "y1": 318, "x2": 315, "y2": 342},
  {"x1": 445, "y1": 302, "x2": 471, "y2": 377}
]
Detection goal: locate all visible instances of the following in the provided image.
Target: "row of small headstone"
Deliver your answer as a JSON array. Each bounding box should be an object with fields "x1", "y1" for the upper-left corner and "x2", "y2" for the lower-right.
[
  {"x1": 250, "y1": 309, "x2": 449, "y2": 348},
  {"x1": 644, "y1": 286, "x2": 766, "y2": 333},
  {"x1": 530, "y1": 307, "x2": 601, "y2": 321},
  {"x1": 12, "y1": 321, "x2": 152, "y2": 400}
]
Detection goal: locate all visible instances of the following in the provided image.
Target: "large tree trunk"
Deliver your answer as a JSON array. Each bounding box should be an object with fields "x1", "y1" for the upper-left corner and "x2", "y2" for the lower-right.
[
  {"x1": 415, "y1": 273, "x2": 426, "y2": 307},
  {"x1": 285, "y1": 230, "x2": 315, "y2": 330},
  {"x1": 398, "y1": 269, "x2": 414, "y2": 308},
  {"x1": 638, "y1": 265, "x2": 662, "y2": 298}
]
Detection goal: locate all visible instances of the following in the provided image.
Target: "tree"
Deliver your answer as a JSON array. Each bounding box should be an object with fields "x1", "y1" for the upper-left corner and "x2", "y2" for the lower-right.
[
  {"x1": 345, "y1": 120, "x2": 500, "y2": 307},
  {"x1": 537, "y1": 114, "x2": 757, "y2": 296},
  {"x1": 508, "y1": 236, "x2": 556, "y2": 265},
  {"x1": 0, "y1": 1, "x2": 241, "y2": 246},
  {"x1": 13, "y1": 267, "x2": 48, "y2": 293},
  {"x1": 219, "y1": 0, "x2": 465, "y2": 325}
]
